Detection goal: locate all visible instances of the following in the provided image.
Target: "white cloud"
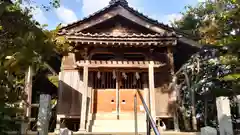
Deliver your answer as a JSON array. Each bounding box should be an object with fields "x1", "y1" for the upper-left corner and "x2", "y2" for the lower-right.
[
  {"x1": 81, "y1": 0, "x2": 110, "y2": 16},
  {"x1": 165, "y1": 13, "x2": 182, "y2": 23},
  {"x1": 80, "y1": 0, "x2": 183, "y2": 26},
  {"x1": 20, "y1": 2, "x2": 48, "y2": 25},
  {"x1": 149, "y1": 13, "x2": 182, "y2": 25},
  {"x1": 32, "y1": 8, "x2": 48, "y2": 25},
  {"x1": 55, "y1": 6, "x2": 78, "y2": 24}
]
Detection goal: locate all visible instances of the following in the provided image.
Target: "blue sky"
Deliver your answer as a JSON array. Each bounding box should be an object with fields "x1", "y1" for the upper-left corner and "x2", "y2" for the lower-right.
[{"x1": 31, "y1": 0, "x2": 203, "y2": 30}]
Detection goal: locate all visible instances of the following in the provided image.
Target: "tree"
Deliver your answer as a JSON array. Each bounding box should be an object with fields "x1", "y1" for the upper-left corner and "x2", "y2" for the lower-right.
[
  {"x1": 0, "y1": 0, "x2": 63, "y2": 134},
  {"x1": 172, "y1": 0, "x2": 240, "y2": 131}
]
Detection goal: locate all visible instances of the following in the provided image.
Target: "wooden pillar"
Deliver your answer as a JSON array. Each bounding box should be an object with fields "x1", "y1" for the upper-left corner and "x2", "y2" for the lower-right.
[
  {"x1": 116, "y1": 71, "x2": 120, "y2": 119},
  {"x1": 86, "y1": 72, "x2": 93, "y2": 131},
  {"x1": 21, "y1": 66, "x2": 33, "y2": 134},
  {"x1": 79, "y1": 66, "x2": 88, "y2": 131},
  {"x1": 148, "y1": 61, "x2": 156, "y2": 120},
  {"x1": 55, "y1": 72, "x2": 63, "y2": 134},
  {"x1": 172, "y1": 76, "x2": 180, "y2": 131},
  {"x1": 25, "y1": 66, "x2": 33, "y2": 118},
  {"x1": 143, "y1": 74, "x2": 149, "y2": 133}
]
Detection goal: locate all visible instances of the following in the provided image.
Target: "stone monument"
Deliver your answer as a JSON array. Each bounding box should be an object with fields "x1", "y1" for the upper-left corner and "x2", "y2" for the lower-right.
[
  {"x1": 37, "y1": 94, "x2": 51, "y2": 135},
  {"x1": 216, "y1": 96, "x2": 233, "y2": 135},
  {"x1": 201, "y1": 126, "x2": 217, "y2": 135}
]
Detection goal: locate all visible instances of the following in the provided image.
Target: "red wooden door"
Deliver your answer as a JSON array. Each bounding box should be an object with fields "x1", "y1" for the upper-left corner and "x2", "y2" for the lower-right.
[
  {"x1": 119, "y1": 89, "x2": 144, "y2": 113},
  {"x1": 92, "y1": 89, "x2": 116, "y2": 113}
]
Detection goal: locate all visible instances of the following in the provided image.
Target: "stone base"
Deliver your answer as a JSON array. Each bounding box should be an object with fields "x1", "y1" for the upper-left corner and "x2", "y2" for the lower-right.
[
  {"x1": 200, "y1": 126, "x2": 217, "y2": 135},
  {"x1": 78, "y1": 129, "x2": 87, "y2": 133}
]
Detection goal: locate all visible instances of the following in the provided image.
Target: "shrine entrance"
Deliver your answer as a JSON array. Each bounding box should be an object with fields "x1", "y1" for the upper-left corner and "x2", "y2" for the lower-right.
[{"x1": 92, "y1": 71, "x2": 145, "y2": 116}]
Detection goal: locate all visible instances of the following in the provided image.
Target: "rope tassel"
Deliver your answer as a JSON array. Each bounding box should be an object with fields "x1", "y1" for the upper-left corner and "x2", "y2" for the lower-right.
[
  {"x1": 122, "y1": 72, "x2": 127, "y2": 80},
  {"x1": 135, "y1": 72, "x2": 140, "y2": 80},
  {"x1": 97, "y1": 71, "x2": 101, "y2": 79},
  {"x1": 112, "y1": 70, "x2": 116, "y2": 79}
]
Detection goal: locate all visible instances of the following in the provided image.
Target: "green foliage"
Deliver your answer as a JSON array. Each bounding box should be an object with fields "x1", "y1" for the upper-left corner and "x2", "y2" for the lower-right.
[
  {"x1": 0, "y1": 0, "x2": 62, "y2": 133},
  {"x1": 173, "y1": 0, "x2": 240, "y2": 130},
  {"x1": 174, "y1": 0, "x2": 240, "y2": 95},
  {"x1": 221, "y1": 73, "x2": 240, "y2": 81},
  {"x1": 44, "y1": 24, "x2": 72, "y2": 55},
  {"x1": 47, "y1": 75, "x2": 59, "y2": 88}
]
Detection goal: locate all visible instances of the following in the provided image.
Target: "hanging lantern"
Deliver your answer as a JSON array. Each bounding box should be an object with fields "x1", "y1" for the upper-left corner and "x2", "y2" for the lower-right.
[
  {"x1": 135, "y1": 72, "x2": 140, "y2": 80},
  {"x1": 112, "y1": 70, "x2": 116, "y2": 79},
  {"x1": 122, "y1": 72, "x2": 127, "y2": 80},
  {"x1": 97, "y1": 71, "x2": 101, "y2": 79}
]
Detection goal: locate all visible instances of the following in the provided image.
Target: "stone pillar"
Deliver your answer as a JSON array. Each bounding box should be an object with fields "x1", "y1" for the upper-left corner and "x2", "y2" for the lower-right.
[
  {"x1": 216, "y1": 96, "x2": 233, "y2": 135},
  {"x1": 37, "y1": 94, "x2": 51, "y2": 135},
  {"x1": 148, "y1": 61, "x2": 156, "y2": 120},
  {"x1": 237, "y1": 95, "x2": 240, "y2": 116},
  {"x1": 79, "y1": 66, "x2": 88, "y2": 131}
]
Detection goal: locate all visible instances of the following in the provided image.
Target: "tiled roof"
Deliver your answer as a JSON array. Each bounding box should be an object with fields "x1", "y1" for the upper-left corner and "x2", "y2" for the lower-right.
[
  {"x1": 64, "y1": 32, "x2": 177, "y2": 47},
  {"x1": 60, "y1": 1, "x2": 174, "y2": 32},
  {"x1": 109, "y1": 0, "x2": 128, "y2": 5},
  {"x1": 59, "y1": 31, "x2": 176, "y2": 38}
]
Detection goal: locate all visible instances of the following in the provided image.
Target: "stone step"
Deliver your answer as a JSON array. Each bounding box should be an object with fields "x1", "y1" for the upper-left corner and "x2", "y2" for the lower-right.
[
  {"x1": 73, "y1": 131, "x2": 200, "y2": 135},
  {"x1": 91, "y1": 120, "x2": 145, "y2": 126},
  {"x1": 90, "y1": 113, "x2": 146, "y2": 120},
  {"x1": 89, "y1": 120, "x2": 146, "y2": 132},
  {"x1": 12, "y1": 131, "x2": 200, "y2": 135}
]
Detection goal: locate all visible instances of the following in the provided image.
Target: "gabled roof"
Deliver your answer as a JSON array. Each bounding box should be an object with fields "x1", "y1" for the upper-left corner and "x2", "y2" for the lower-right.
[
  {"x1": 60, "y1": 0, "x2": 172, "y2": 32},
  {"x1": 59, "y1": 0, "x2": 201, "y2": 48}
]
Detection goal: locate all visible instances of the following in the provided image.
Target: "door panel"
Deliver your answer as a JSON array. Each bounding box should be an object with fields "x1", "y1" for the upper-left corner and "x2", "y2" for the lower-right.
[
  {"x1": 93, "y1": 89, "x2": 116, "y2": 113},
  {"x1": 119, "y1": 89, "x2": 144, "y2": 113}
]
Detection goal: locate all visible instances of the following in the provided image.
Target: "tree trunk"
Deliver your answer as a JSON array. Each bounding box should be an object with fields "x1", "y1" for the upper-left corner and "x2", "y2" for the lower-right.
[
  {"x1": 172, "y1": 76, "x2": 180, "y2": 131},
  {"x1": 204, "y1": 98, "x2": 208, "y2": 126},
  {"x1": 184, "y1": 72, "x2": 197, "y2": 130},
  {"x1": 178, "y1": 83, "x2": 190, "y2": 131},
  {"x1": 179, "y1": 106, "x2": 191, "y2": 131}
]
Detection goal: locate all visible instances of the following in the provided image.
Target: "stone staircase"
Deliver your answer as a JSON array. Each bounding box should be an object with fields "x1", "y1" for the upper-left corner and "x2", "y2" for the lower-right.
[
  {"x1": 89, "y1": 120, "x2": 146, "y2": 132},
  {"x1": 72, "y1": 131, "x2": 200, "y2": 135},
  {"x1": 87, "y1": 113, "x2": 146, "y2": 132}
]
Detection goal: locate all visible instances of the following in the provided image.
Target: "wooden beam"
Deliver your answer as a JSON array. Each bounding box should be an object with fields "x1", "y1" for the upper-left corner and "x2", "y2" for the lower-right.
[
  {"x1": 76, "y1": 60, "x2": 165, "y2": 68},
  {"x1": 68, "y1": 39, "x2": 175, "y2": 47},
  {"x1": 79, "y1": 66, "x2": 88, "y2": 131}
]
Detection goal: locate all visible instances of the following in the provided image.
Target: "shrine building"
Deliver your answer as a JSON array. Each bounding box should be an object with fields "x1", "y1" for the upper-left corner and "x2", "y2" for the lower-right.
[{"x1": 56, "y1": 0, "x2": 200, "y2": 133}]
